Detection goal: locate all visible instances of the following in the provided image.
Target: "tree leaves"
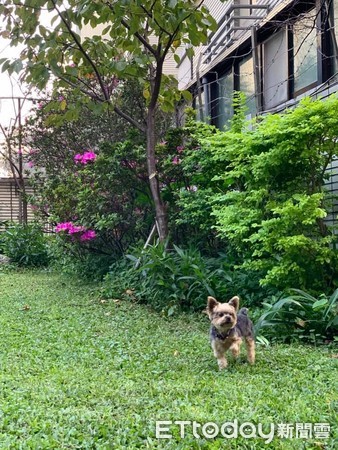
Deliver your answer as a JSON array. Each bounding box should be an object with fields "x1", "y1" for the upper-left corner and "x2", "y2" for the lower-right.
[{"x1": 0, "y1": 0, "x2": 215, "y2": 120}]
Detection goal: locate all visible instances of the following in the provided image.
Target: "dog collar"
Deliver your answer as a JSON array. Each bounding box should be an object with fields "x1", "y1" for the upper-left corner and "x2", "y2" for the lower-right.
[{"x1": 212, "y1": 326, "x2": 235, "y2": 340}]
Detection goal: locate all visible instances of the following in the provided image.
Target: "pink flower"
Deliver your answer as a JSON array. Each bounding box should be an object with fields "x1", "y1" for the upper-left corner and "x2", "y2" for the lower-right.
[
  {"x1": 55, "y1": 222, "x2": 74, "y2": 232},
  {"x1": 68, "y1": 225, "x2": 85, "y2": 234},
  {"x1": 74, "y1": 154, "x2": 83, "y2": 163},
  {"x1": 27, "y1": 161, "x2": 34, "y2": 168},
  {"x1": 55, "y1": 221, "x2": 96, "y2": 242},
  {"x1": 176, "y1": 145, "x2": 184, "y2": 153},
  {"x1": 172, "y1": 156, "x2": 181, "y2": 165},
  {"x1": 82, "y1": 151, "x2": 97, "y2": 164},
  {"x1": 80, "y1": 230, "x2": 96, "y2": 241},
  {"x1": 74, "y1": 151, "x2": 97, "y2": 165}
]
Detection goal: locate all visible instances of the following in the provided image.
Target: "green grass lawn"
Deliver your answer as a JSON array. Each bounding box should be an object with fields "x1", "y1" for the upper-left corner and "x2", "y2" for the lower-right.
[{"x1": 0, "y1": 270, "x2": 336, "y2": 449}]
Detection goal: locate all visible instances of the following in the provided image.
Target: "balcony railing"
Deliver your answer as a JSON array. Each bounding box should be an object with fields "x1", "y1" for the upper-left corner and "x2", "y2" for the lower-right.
[{"x1": 203, "y1": 1, "x2": 270, "y2": 64}]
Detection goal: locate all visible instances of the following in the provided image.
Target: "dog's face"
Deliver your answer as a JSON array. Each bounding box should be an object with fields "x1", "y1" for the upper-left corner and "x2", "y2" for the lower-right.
[{"x1": 206, "y1": 296, "x2": 239, "y2": 331}]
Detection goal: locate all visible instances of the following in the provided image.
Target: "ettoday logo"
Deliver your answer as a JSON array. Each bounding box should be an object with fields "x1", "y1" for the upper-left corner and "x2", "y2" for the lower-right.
[{"x1": 155, "y1": 420, "x2": 330, "y2": 444}]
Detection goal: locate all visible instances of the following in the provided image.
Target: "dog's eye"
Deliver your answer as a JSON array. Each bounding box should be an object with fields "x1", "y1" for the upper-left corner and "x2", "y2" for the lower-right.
[{"x1": 218, "y1": 312, "x2": 224, "y2": 317}]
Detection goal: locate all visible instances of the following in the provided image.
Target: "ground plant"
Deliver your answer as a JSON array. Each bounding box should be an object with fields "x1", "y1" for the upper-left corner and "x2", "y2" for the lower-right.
[
  {"x1": 103, "y1": 243, "x2": 233, "y2": 314},
  {"x1": 255, "y1": 288, "x2": 338, "y2": 344},
  {"x1": 1, "y1": 222, "x2": 49, "y2": 267}
]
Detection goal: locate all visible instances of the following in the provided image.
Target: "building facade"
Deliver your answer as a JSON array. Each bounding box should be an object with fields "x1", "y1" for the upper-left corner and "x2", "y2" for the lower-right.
[{"x1": 178, "y1": 0, "x2": 338, "y2": 128}]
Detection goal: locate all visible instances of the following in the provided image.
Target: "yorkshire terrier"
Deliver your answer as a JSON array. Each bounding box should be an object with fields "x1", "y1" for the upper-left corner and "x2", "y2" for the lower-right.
[{"x1": 207, "y1": 295, "x2": 255, "y2": 370}]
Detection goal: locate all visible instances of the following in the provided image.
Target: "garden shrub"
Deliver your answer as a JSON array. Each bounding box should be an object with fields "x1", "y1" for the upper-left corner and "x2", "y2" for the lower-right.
[
  {"x1": 255, "y1": 288, "x2": 338, "y2": 344},
  {"x1": 22, "y1": 84, "x2": 156, "y2": 270},
  {"x1": 101, "y1": 242, "x2": 266, "y2": 313},
  {"x1": 209, "y1": 95, "x2": 338, "y2": 293},
  {"x1": 2, "y1": 222, "x2": 49, "y2": 267},
  {"x1": 26, "y1": 136, "x2": 158, "y2": 274},
  {"x1": 158, "y1": 112, "x2": 224, "y2": 253},
  {"x1": 47, "y1": 234, "x2": 116, "y2": 280}
]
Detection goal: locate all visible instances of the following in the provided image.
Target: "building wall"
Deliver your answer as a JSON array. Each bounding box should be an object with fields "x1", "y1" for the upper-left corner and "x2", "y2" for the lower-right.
[{"x1": 0, "y1": 179, "x2": 35, "y2": 227}]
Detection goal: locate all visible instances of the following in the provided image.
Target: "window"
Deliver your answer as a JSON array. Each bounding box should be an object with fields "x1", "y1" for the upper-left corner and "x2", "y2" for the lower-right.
[
  {"x1": 195, "y1": 88, "x2": 205, "y2": 122},
  {"x1": 263, "y1": 30, "x2": 288, "y2": 110},
  {"x1": 216, "y1": 71, "x2": 233, "y2": 130},
  {"x1": 293, "y1": 10, "x2": 318, "y2": 94},
  {"x1": 238, "y1": 56, "x2": 256, "y2": 118}
]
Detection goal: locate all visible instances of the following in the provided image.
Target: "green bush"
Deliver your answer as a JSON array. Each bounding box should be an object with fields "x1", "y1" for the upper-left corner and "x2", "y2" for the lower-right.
[
  {"x1": 209, "y1": 95, "x2": 338, "y2": 293},
  {"x1": 156, "y1": 112, "x2": 223, "y2": 253},
  {"x1": 47, "y1": 234, "x2": 116, "y2": 280},
  {"x1": 255, "y1": 289, "x2": 338, "y2": 344},
  {"x1": 101, "y1": 243, "x2": 263, "y2": 314},
  {"x1": 2, "y1": 222, "x2": 49, "y2": 267}
]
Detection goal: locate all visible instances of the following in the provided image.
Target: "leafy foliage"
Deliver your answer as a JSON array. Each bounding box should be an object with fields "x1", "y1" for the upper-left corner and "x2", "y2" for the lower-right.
[
  {"x1": 23, "y1": 81, "x2": 146, "y2": 174},
  {"x1": 48, "y1": 234, "x2": 115, "y2": 281},
  {"x1": 153, "y1": 110, "x2": 224, "y2": 251},
  {"x1": 0, "y1": 0, "x2": 215, "y2": 107},
  {"x1": 209, "y1": 96, "x2": 338, "y2": 292},
  {"x1": 255, "y1": 289, "x2": 338, "y2": 344},
  {"x1": 102, "y1": 242, "x2": 237, "y2": 314},
  {"x1": 1, "y1": 222, "x2": 49, "y2": 267}
]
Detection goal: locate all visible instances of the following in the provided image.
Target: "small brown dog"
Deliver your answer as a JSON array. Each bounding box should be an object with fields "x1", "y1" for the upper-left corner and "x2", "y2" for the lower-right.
[{"x1": 207, "y1": 295, "x2": 255, "y2": 370}]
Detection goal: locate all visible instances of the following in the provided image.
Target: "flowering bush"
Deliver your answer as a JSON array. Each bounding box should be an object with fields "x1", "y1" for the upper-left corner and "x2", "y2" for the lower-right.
[{"x1": 55, "y1": 221, "x2": 96, "y2": 242}]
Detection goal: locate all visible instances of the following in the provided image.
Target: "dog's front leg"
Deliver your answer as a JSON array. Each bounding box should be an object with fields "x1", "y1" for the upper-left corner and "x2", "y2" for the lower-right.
[
  {"x1": 230, "y1": 338, "x2": 242, "y2": 360},
  {"x1": 211, "y1": 340, "x2": 228, "y2": 370}
]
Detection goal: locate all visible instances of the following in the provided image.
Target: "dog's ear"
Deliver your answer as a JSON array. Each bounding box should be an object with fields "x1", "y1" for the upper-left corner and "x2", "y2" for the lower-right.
[
  {"x1": 207, "y1": 296, "x2": 219, "y2": 314},
  {"x1": 228, "y1": 296, "x2": 240, "y2": 312}
]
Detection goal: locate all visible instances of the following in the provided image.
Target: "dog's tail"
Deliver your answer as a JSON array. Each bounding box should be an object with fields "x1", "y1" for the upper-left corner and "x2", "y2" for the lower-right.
[{"x1": 238, "y1": 307, "x2": 249, "y2": 315}]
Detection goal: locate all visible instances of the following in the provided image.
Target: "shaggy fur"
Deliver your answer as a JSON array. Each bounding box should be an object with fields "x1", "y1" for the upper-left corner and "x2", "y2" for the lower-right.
[{"x1": 207, "y1": 296, "x2": 255, "y2": 370}]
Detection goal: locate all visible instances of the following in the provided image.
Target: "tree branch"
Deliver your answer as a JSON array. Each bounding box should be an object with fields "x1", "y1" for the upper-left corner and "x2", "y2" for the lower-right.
[
  {"x1": 47, "y1": 73, "x2": 146, "y2": 132},
  {"x1": 120, "y1": 18, "x2": 157, "y2": 57},
  {"x1": 113, "y1": 105, "x2": 146, "y2": 133},
  {"x1": 54, "y1": 73, "x2": 103, "y2": 101},
  {"x1": 104, "y1": 1, "x2": 157, "y2": 57},
  {"x1": 50, "y1": 0, "x2": 110, "y2": 101}
]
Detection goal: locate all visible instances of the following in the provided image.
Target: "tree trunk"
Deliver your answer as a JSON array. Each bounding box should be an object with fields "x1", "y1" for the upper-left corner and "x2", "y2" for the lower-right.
[{"x1": 146, "y1": 105, "x2": 168, "y2": 241}]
